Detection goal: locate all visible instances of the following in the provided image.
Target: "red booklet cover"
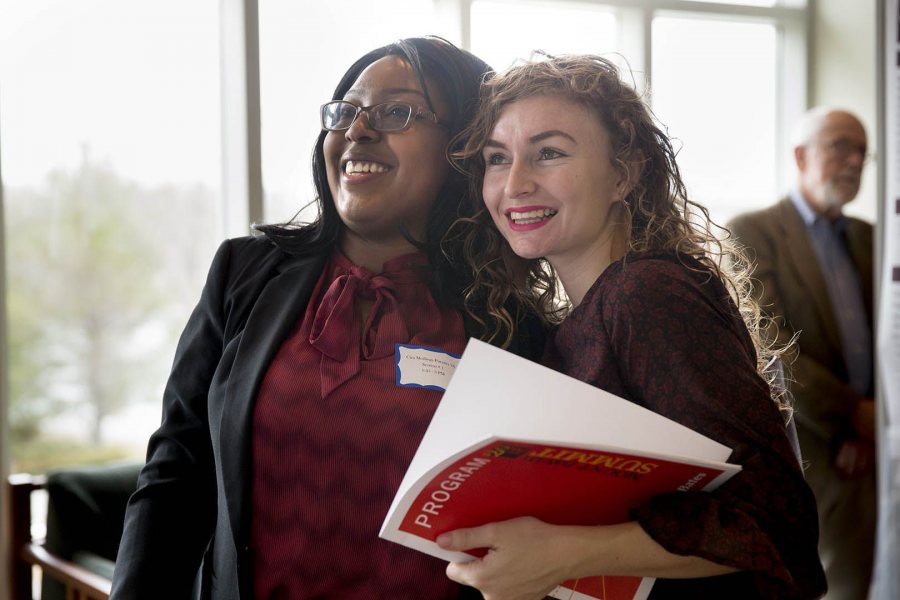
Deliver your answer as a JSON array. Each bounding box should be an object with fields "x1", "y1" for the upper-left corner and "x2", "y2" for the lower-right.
[
  {"x1": 380, "y1": 339, "x2": 741, "y2": 600},
  {"x1": 383, "y1": 436, "x2": 738, "y2": 600}
]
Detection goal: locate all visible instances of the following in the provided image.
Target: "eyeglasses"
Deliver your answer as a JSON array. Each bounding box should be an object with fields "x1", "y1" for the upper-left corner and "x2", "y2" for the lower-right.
[
  {"x1": 816, "y1": 138, "x2": 871, "y2": 163},
  {"x1": 320, "y1": 101, "x2": 445, "y2": 133}
]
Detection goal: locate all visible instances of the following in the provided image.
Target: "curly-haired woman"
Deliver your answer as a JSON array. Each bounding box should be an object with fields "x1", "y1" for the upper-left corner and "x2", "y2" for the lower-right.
[{"x1": 441, "y1": 54, "x2": 827, "y2": 600}]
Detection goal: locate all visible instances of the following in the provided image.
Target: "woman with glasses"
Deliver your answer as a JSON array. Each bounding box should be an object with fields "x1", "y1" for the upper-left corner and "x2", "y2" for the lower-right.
[
  {"x1": 442, "y1": 55, "x2": 827, "y2": 599},
  {"x1": 110, "y1": 37, "x2": 543, "y2": 600}
]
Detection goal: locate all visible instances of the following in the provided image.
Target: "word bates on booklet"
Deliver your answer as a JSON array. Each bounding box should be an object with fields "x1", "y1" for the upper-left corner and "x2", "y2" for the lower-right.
[{"x1": 395, "y1": 344, "x2": 461, "y2": 392}]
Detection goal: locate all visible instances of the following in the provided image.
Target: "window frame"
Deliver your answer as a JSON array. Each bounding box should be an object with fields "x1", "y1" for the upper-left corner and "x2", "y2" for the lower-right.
[
  {"x1": 221, "y1": 0, "x2": 808, "y2": 233},
  {"x1": 221, "y1": 0, "x2": 264, "y2": 238},
  {"x1": 445, "y1": 0, "x2": 808, "y2": 202}
]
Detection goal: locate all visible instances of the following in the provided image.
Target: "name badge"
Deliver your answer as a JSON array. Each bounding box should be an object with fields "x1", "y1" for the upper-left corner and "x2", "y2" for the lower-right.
[{"x1": 395, "y1": 344, "x2": 461, "y2": 392}]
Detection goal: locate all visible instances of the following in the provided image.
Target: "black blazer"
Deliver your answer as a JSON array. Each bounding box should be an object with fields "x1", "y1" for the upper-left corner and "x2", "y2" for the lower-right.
[{"x1": 110, "y1": 235, "x2": 544, "y2": 600}]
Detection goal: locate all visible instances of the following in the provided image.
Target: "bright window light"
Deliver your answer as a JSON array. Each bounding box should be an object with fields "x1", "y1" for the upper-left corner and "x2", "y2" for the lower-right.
[
  {"x1": 651, "y1": 15, "x2": 777, "y2": 225},
  {"x1": 258, "y1": 0, "x2": 439, "y2": 224},
  {"x1": 470, "y1": 0, "x2": 619, "y2": 72}
]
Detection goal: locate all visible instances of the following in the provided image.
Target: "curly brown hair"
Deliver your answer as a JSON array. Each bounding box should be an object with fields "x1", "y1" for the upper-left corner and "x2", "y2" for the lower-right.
[{"x1": 446, "y1": 53, "x2": 785, "y2": 407}]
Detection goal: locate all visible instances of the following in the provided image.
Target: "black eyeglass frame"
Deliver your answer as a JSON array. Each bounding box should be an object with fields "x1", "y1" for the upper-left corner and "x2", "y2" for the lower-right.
[{"x1": 320, "y1": 100, "x2": 447, "y2": 133}]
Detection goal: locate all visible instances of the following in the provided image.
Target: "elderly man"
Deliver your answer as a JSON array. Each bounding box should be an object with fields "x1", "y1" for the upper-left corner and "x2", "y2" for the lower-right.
[{"x1": 729, "y1": 107, "x2": 875, "y2": 600}]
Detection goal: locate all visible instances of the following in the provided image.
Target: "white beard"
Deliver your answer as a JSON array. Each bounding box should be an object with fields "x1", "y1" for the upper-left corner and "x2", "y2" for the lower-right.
[{"x1": 820, "y1": 179, "x2": 858, "y2": 215}]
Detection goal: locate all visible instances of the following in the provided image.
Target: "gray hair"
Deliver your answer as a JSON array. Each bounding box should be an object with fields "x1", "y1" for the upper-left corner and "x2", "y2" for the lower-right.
[{"x1": 790, "y1": 106, "x2": 861, "y2": 148}]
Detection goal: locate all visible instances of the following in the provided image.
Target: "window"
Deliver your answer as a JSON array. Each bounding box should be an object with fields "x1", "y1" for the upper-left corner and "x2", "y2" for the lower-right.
[
  {"x1": 471, "y1": 1, "x2": 619, "y2": 72},
  {"x1": 258, "y1": 0, "x2": 442, "y2": 224},
  {"x1": 0, "y1": 0, "x2": 221, "y2": 473},
  {"x1": 467, "y1": 0, "x2": 807, "y2": 225},
  {"x1": 651, "y1": 15, "x2": 777, "y2": 223}
]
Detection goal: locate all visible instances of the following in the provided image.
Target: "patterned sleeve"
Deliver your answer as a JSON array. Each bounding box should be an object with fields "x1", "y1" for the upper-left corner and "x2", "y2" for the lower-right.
[{"x1": 599, "y1": 257, "x2": 825, "y2": 598}]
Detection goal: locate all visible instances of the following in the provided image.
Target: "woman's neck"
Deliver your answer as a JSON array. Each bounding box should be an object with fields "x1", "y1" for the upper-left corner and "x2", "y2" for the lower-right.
[
  {"x1": 339, "y1": 232, "x2": 420, "y2": 273},
  {"x1": 555, "y1": 259, "x2": 610, "y2": 308},
  {"x1": 551, "y1": 240, "x2": 622, "y2": 308},
  {"x1": 554, "y1": 206, "x2": 628, "y2": 307}
]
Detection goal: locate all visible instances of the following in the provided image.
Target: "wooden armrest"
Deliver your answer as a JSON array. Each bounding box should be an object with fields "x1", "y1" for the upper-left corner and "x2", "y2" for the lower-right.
[
  {"x1": 7, "y1": 473, "x2": 111, "y2": 600},
  {"x1": 9, "y1": 472, "x2": 48, "y2": 491},
  {"x1": 23, "y1": 543, "x2": 112, "y2": 599}
]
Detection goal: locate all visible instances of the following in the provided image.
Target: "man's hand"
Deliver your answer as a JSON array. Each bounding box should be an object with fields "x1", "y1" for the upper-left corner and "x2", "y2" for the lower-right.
[{"x1": 834, "y1": 438, "x2": 876, "y2": 478}]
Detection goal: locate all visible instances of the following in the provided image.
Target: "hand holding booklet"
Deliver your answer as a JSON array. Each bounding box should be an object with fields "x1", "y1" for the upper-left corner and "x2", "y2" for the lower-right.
[{"x1": 379, "y1": 339, "x2": 742, "y2": 600}]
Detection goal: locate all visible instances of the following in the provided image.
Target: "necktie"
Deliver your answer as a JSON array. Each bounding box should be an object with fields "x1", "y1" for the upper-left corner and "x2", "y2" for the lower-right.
[{"x1": 811, "y1": 218, "x2": 872, "y2": 395}]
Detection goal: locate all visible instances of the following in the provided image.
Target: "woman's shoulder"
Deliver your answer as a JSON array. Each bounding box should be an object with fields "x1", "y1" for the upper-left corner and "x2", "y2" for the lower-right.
[
  {"x1": 221, "y1": 233, "x2": 277, "y2": 254},
  {"x1": 206, "y1": 233, "x2": 328, "y2": 297},
  {"x1": 622, "y1": 249, "x2": 709, "y2": 275},
  {"x1": 203, "y1": 235, "x2": 330, "y2": 323},
  {"x1": 212, "y1": 234, "x2": 285, "y2": 275},
  {"x1": 588, "y1": 250, "x2": 714, "y2": 303}
]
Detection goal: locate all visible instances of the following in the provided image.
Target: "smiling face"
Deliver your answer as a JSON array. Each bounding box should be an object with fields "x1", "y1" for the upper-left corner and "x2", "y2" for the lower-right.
[
  {"x1": 324, "y1": 56, "x2": 450, "y2": 262},
  {"x1": 481, "y1": 94, "x2": 629, "y2": 287}
]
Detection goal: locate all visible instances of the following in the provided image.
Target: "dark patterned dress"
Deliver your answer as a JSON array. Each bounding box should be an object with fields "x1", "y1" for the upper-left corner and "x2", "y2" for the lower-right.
[{"x1": 544, "y1": 251, "x2": 827, "y2": 599}]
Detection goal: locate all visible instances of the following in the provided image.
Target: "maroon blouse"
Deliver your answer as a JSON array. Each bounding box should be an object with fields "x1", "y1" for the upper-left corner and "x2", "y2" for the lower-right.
[
  {"x1": 251, "y1": 250, "x2": 468, "y2": 599},
  {"x1": 544, "y1": 251, "x2": 827, "y2": 599}
]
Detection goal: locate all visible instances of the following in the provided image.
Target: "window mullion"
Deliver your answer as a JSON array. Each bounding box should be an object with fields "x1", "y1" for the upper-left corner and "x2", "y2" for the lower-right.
[
  {"x1": 776, "y1": 14, "x2": 808, "y2": 194},
  {"x1": 220, "y1": 0, "x2": 263, "y2": 236}
]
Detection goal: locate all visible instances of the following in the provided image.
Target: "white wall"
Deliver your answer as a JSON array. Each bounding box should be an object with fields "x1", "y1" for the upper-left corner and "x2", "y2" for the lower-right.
[{"x1": 811, "y1": 0, "x2": 878, "y2": 223}]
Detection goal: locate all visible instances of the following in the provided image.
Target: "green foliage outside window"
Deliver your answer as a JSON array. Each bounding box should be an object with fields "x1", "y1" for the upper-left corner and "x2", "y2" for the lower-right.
[{"x1": 6, "y1": 155, "x2": 217, "y2": 473}]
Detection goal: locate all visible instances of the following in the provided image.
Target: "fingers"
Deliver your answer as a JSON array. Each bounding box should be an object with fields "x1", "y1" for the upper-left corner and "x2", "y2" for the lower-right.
[
  {"x1": 437, "y1": 524, "x2": 494, "y2": 552},
  {"x1": 834, "y1": 441, "x2": 857, "y2": 476},
  {"x1": 438, "y1": 524, "x2": 498, "y2": 589},
  {"x1": 446, "y1": 557, "x2": 481, "y2": 586},
  {"x1": 834, "y1": 439, "x2": 875, "y2": 478},
  {"x1": 440, "y1": 518, "x2": 565, "y2": 600}
]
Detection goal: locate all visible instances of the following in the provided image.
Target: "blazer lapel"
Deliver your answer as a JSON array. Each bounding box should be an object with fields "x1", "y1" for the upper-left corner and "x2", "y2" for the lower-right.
[
  {"x1": 219, "y1": 251, "x2": 327, "y2": 551},
  {"x1": 777, "y1": 198, "x2": 843, "y2": 350},
  {"x1": 845, "y1": 220, "x2": 874, "y2": 327}
]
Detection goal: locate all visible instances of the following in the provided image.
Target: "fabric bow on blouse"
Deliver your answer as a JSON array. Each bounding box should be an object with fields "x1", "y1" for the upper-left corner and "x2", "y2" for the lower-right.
[{"x1": 308, "y1": 252, "x2": 445, "y2": 397}]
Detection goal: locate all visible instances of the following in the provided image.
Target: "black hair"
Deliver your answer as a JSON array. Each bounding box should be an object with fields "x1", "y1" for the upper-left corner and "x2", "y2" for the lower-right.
[{"x1": 255, "y1": 36, "x2": 492, "y2": 306}]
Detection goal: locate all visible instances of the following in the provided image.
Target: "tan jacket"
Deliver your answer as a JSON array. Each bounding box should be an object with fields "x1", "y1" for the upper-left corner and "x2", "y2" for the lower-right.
[{"x1": 728, "y1": 197, "x2": 874, "y2": 443}]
